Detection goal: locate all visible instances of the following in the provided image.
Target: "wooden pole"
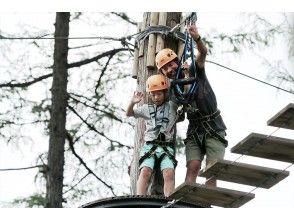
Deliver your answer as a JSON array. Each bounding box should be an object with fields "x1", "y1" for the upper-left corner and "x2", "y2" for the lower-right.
[
  {"x1": 132, "y1": 22, "x2": 142, "y2": 79},
  {"x1": 156, "y1": 12, "x2": 167, "y2": 53},
  {"x1": 146, "y1": 12, "x2": 159, "y2": 68},
  {"x1": 130, "y1": 12, "x2": 182, "y2": 196},
  {"x1": 138, "y1": 13, "x2": 148, "y2": 57},
  {"x1": 177, "y1": 15, "x2": 185, "y2": 58}
]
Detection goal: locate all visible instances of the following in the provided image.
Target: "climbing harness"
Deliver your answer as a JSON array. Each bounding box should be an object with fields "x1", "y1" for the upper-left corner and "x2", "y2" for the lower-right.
[
  {"x1": 186, "y1": 106, "x2": 228, "y2": 151},
  {"x1": 138, "y1": 139, "x2": 178, "y2": 169},
  {"x1": 138, "y1": 103, "x2": 178, "y2": 169},
  {"x1": 148, "y1": 103, "x2": 170, "y2": 130},
  {"x1": 165, "y1": 105, "x2": 184, "y2": 135}
]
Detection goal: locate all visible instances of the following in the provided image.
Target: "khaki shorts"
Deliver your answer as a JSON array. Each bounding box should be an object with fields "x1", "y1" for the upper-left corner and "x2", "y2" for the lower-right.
[{"x1": 185, "y1": 131, "x2": 227, "y2": 162}]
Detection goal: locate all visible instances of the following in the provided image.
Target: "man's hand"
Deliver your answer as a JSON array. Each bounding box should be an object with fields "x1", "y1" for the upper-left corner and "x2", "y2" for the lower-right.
[{"x1": 187, "y1": 23, "x2": 200, "y2": 41}]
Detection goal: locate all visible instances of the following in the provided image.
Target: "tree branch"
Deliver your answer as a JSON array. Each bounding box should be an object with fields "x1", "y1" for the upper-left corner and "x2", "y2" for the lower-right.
[
  {"x1": 95, "y1": 54, "x2": 114, "y2": 93},
  {"x1": 69, "y1": 94, "x2": 132, "y2": 126},
  {"x1": 63, "y1": 172, "x2": 90, "y2": 195},
  {"x1": 0, "y1": 73, "x2": 53, "y2": 88},
  {"x1": 111, "y1": 12, "x2": 137, "y2": 26},
  {"x1": 65, "y1": 131, "x2": 116, "y2": 196},
  {"x1": 67, "y1": 48, "x2": 129, "y2": 69},
  {"x1": 67, "y1": 104, "x2": 132, "y2": 149},
  {"x1": 0, "y1": 165, "x2": 44, "y2": 171}
]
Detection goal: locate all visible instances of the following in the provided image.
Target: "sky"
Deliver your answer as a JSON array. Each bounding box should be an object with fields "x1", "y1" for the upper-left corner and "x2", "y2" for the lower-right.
[{"x1": 0, "y1": 1, "x2": 294, "y2": 218}]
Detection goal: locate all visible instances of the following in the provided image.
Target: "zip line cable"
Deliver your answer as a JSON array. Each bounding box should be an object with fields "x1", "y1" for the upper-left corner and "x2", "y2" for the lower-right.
[
  {"x1": 206, "y1": 60, "x2": 294, "y2": 95},
  {"x1": 0, "y1": 32, "x2": 140, "y2": 40},
  {"x1": 1, "y1": 34, "x2": 293, "y2": 96}
]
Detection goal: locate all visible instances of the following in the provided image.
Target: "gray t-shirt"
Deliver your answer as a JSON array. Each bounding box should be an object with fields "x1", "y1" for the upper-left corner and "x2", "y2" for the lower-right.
[{"x1": 133, "y1": 101, "x2": 178, "y2": 142}]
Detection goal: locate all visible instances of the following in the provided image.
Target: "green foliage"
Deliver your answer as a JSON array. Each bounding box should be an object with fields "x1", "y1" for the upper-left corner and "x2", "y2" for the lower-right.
[{"x1": 12, "y1": 193, "x2": 46, "y2": 208}]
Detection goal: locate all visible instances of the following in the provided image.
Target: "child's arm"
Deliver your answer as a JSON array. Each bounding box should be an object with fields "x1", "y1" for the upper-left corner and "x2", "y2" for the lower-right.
[{"x1": 126, "y1": 91, "x2": 144, "y2": 117}]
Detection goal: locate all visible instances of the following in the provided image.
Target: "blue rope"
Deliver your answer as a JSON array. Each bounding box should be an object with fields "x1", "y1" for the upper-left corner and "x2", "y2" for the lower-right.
[{"x1": 174, "y1": 30, "x2": 198, "y2": 104}]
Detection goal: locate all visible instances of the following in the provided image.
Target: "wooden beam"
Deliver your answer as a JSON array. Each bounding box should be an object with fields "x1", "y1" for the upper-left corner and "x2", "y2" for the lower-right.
[
  {"x1": 177, "y1": 15, "x2": 185, "y2": 58},
  {"x1": 231, "y1": 133, "x2": 294, "y2": 163},
  {"x1": 138, "y1": 13, "x2": 148, "y2": 57},
  {"x1": 267, "y1": 103, "x2": 294, "y2": 130},
  {"x1": 146, "y1": 12, "x2": 159, "y2": 68},
  {"x1": 155, "y1": 12, "x2": 167, "y2": 53},
  {"x1": 199, "y1": 159, "x2": 289, "y2": 189},
  {"x1": 132, "y1": 22, "x2": 142, "y2": 79},
  {"x1": 170, "y1": 183, "x2": 255, "y2": 208}
]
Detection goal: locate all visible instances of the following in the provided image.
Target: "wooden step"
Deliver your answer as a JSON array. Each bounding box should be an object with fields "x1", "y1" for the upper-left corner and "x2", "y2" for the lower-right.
[
  {"x1": 199, "y1": 159, "x2": 289, "y2": 189},
  {"x1": 231, "y1": 133, "x2": 294, "y2": 163},
  {"x1": 267, "y1": 103, "x2": 294, "y2": 130},
  {"x1": 169, "y1": 183, "x2": 254, "y2": 208}
]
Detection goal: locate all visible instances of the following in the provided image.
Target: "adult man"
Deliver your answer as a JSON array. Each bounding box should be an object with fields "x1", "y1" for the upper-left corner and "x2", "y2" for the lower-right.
[{"x1": 155, "y1": 23, "x2": 228, "y2": 187}]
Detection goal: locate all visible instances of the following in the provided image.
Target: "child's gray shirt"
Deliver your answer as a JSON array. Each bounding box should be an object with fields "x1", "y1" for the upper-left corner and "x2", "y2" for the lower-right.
[{"x1": 133, "y1": 101, "x2": 178, "y2": 142}]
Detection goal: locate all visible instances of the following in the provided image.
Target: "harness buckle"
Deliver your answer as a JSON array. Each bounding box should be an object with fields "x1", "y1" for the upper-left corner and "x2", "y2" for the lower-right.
[{"x1": 177, "y1": 105, "x2": 184, "y2": 115}]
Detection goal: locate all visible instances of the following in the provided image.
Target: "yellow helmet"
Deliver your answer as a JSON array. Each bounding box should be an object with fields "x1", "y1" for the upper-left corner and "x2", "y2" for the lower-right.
[
  {"x1": 155, "y1": 48, "x2": 178, "y2": 70},
  {"x1": 146, "y1": 74, "x2": 169, "y2": 92}
]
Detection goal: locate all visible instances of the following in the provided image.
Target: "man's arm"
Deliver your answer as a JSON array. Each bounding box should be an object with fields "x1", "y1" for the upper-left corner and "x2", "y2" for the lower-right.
[{"x1": 187, "y1": 24, "x2": 208, "y2": 69}]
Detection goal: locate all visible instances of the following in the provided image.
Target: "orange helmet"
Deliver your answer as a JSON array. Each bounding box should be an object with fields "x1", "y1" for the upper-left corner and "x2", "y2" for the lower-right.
[
  {"x1": 146, "y1": 74, "x2": 169, "y2": 92},
  {"x1": 155, "y1": 48, "x2": 178, "y2": 70}
]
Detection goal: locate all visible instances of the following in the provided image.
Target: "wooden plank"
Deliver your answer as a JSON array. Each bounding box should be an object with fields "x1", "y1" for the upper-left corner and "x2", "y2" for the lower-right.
[
  {"x1": 231, "y1": 133, "x2": 294, "y2": 163},
  {"x1": 267, "y1": 103, "x2": 294, "y2": 130},
  {"x1": 170, "y1": 183, "x2": 254, "y2": 208},
  {"x1": 199, "y1": 159, "x2": 289, "y2": 189}
]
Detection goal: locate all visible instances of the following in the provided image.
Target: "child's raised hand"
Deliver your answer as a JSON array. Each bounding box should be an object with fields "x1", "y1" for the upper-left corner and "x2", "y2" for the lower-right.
[{"x1": 131, "y1": 91, "x2": 143, "y2": 104}]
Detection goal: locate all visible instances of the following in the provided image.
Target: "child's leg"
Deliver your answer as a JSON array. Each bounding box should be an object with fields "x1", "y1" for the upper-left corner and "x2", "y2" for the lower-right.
[
  {"x1": 162, "y1": 168, "x2": 175, "y2": 197},
  {"x1": 159, "y1": 147, "x2": 176, "y2": 197},
  {"x1": 136, "y1": 167, "x2": 152, "y2": 195}
]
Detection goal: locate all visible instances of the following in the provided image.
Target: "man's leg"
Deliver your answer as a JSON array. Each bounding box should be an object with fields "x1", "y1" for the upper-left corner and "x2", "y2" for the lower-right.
[
  {"x1": 162, "y1": 168, "x2": 175, "y2": 197},
  {"x1": 185, "y1": 137, "x2": 203, "y2": 184},
  {"x1": 185, "y1": 160, "x2": 201, "y2": 184},
  {"x1": 136, "y1": 167, "x2": 152, "y2": 195},
  {"x1": 204, "y1": 159, "x2": 217, "y2": 187},
  {"x1": 205, "y1": 132, "x2": 226, "y2": 187}
]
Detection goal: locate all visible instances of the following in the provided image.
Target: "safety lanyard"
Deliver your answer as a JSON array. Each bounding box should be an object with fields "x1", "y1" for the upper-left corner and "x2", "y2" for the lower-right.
[{"x1": 173, "y1": 31, "x2": 198, "y2": 104}]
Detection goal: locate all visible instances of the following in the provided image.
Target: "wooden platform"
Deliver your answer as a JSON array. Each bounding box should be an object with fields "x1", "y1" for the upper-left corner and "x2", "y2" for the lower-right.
[
  {"x1": 267, "y1": 103, "x2": 294, "y2": 130},
  {"x1": 199, "y1": 159, "x2": 289, "y2": 189},
  {"x1": 169, "y1": 183, "x2": 254, "y2": 208},
  {"x1": 231, "y1": 133, "x2": 294, "y2": 163}
]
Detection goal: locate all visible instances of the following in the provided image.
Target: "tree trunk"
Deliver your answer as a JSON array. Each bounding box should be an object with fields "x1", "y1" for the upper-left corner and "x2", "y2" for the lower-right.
[
  {"x1": 130, "y1": 12, "x2": 182, "y2": 195},
  {"x1": 46, "y1": 12, "x2": 70, "y2": 208}
]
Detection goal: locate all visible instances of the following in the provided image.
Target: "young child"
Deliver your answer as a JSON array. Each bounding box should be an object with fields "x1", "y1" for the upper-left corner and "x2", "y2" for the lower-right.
[{"x1": 126, "y1": 74, "x2": 179, "y2": 197}]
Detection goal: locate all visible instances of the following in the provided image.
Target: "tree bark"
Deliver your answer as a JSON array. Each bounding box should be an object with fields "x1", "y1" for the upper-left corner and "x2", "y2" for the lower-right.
[
  {"x1": 46, "y1": 12, "x2": 70, "y2": 208},
  {"x1": 130, "y1": 12, "x2": 182, "y2": 195}
]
